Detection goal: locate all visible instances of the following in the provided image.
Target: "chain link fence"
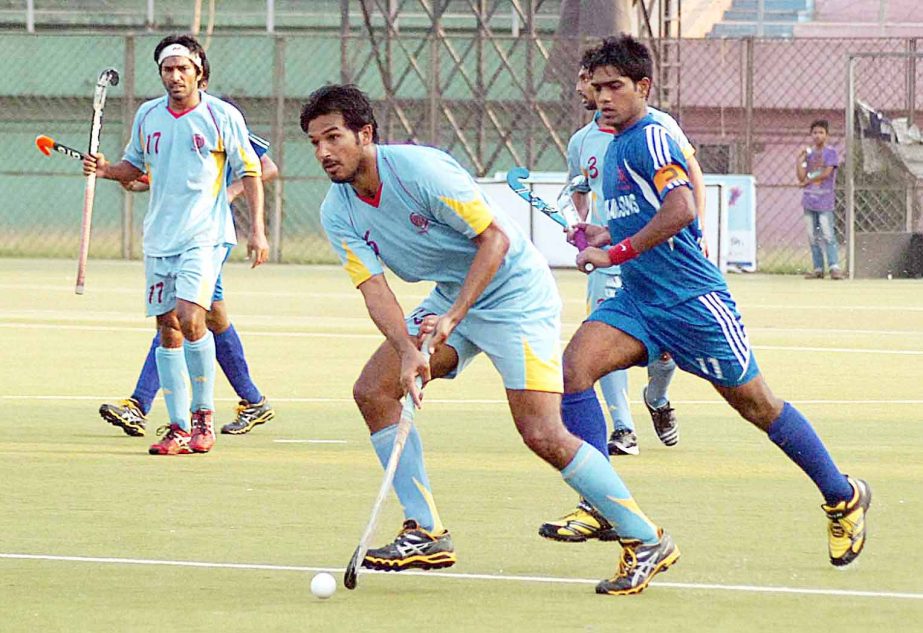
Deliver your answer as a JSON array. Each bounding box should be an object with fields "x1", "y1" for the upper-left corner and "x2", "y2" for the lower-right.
[{"x1": 1, "y1": 28, "x2": 920, "y2": 272}]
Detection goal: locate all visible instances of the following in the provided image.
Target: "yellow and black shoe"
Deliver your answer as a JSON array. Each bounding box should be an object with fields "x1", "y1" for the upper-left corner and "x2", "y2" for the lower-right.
[
  {"x1": 99, "y1": 398, "x2": 147, "y2": 437},
  {"x1": 596, "y1": 528, "x2": 680, "y2": 596},
  {"x1": 539, "y1": 500, "x2": 620, "y2": 543},
  {"x1": 822, "y1": 476, "x2": 871, "y2": 567},
  {"x1": 220, "y1": 398, "x2": 275, "y2": 435},
  {"x1": 362, "y1": 520, "x2": 457, "y2": 572}
]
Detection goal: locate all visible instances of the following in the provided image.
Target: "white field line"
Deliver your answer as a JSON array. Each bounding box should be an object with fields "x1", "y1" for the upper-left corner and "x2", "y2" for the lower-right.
[
  {"x1": 0, "y1": 553, "x2": 920, "y2": 601},
  {"x1": 4, "y1": 395, "x2": 923, "y2": 406},
  {"x1": 273, "y1": 439, "x2": 347, "y2": 444},
  {"x1": 2, "y1": 322, "x2": 923, "y2": 355}
]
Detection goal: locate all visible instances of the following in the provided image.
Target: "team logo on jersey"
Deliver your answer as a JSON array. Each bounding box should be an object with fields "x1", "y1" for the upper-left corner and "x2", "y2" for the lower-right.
[
  {"x1": 653, "y1": 164, "x2": 688, "y2": 193},
  {"x1": 616, "y1": 167, "x2": 632, "y2": 193},
  {"x1": 409, "y1": 212, "x2": 430, "y2": 234},
  {"x1": 192, "y1": 133, "x2": 206, "y2": 153}
]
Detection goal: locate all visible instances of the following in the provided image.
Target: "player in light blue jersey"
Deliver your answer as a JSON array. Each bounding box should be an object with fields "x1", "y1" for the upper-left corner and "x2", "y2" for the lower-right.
[
  {"x1": 83, "y1": 34, "x2": 269, "y2": 456},
  {"x1": 98, "y1": 73, "x2": 278, "y2": 438},
  {"x1": 563, "y1": 36, "x2": 870, "y2": 588},
  {"x1": 303, "y1": 84, "x2": 677, "y2": 595}
]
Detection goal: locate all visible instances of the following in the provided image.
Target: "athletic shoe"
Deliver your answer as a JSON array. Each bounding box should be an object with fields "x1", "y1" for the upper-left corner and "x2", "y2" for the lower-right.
[
  {"x1": 643, "y1": 386, "x2": 678, "y2": 447},
  {"x1": 99, "y1": 398, "x2": 147, "y2": 437},
  {"x1": 538, "y1": 500, "x2": 620, "y2": 542},
  {"x1": 362, "y1": 519, "x2": 457, "y2": 572},
  {"x1": 822, "y1": 476, "x2": 871, "y2": 567},
  {"x1": 608, "y1": 428, "x2": 639, "y2": 456},
  {"x1": 189, "y1": 410, "x2": 216, "y2": 453},
  {"x1": 148, "y1": 424, "x2": 191, "y2": 455},
  {"x1": 804, "y1": 270, "x2": 824, "y2": 279},
  {"x1": 829, "y1": 268, "x2": 846, "y2": 280},
  {"x1": 595, "y1": 529, "x2": 680, "y2": 596},
  {"x1": 220, "y1": 398, "x2": 276, "y2": 435}
]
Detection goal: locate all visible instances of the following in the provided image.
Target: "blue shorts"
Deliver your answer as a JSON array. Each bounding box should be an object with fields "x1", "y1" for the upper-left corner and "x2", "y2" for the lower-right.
[
  {"x1": 405, "y1": 276, "x2": 563, "y2": 393},
  {"x1": 587, "y1": 288, "x2": 760, "y2": 387},
  {"x1": 210, "y1": 247, "x2": 233, "y2": 303},
  {"x1": 144, "y1": 245, "x2": 230, "y2": 317}
]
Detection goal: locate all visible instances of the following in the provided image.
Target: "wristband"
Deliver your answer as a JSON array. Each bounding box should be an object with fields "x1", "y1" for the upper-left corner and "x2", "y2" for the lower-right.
[{"x1": 608, "y1": 238, "x2": 639, "y2": 266}]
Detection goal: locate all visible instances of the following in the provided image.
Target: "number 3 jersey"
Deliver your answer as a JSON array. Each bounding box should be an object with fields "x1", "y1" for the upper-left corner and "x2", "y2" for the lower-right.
[
  {"x1": 123, "y1": 91, "x2": 261, "y2": 257},
  {"x1": 601, "y1": 112, "x2": 725, "y2": 307},
  {"x1": 320, "y1": 144, "x2": 555, "y2": 309}
]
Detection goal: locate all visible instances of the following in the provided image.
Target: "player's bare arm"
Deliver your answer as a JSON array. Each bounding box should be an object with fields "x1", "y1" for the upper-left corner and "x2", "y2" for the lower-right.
[
  {"x1": 432, "y1": 221, "x2": 509, "y2": 347},
  {"x1": 82, "y1": 152, "x2": 143, "y2": 184},
  {"x1": 241, "y1": 175, "x2": 269, "y2": 267},
  {"x1": 576, "y1": 186, "x2": 695, "y2": 272},
  {"x1": 229, "y1": 154, "x2": 279, "y2": 203},
  {"x1": 687, "y1": 154, "x2": 708, "y2": 253},
  {"x1": 358, "y1": 273, "x2": 430, "y2": 406}
]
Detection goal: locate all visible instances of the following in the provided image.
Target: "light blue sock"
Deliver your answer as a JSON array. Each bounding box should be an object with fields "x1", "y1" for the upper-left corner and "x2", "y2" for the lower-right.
[
  {"x1": 370, "y1": 423, "x2": 444, "y2": 533},
  {"x1": 599, "y1": 369, "x2": 634, "y2": 432},
  {"x1": 184, "y1": 331, "x2": 216, "y2": 413},
  {"x1": 561, "y1": 442, "x2": 659, "y2": 543},
  {"x1": 645, "y1": 356, "x2": 676, "y2": 409},
  {"x1": 155, "y1": 346, "x2": 190, "y2": 430}
]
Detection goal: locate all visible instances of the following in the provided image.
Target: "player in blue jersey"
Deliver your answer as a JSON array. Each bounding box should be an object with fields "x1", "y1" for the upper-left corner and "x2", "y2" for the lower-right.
[
  {"x1": 561, "y1": 36, "x2": 870, "y2": 587},
  {"x1": 83, "y1": 34, "x2": 268, "y2": 455},
  {"x1": 302, "y1": 83, "x2": 677, "y2": 595},
  {"x1": 98, "y1": 59, "x2": 278, "y2": 438}
]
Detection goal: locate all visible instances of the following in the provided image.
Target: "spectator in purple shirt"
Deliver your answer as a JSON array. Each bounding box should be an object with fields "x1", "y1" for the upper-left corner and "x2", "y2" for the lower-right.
[{"x1": 797, "y1": 119, "x2": 844, "y2": 280}]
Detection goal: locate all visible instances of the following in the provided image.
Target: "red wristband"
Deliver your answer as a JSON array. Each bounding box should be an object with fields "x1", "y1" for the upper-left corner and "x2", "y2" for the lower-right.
[{"x1": 608, "y1": 238, "x2": 639, "y2": 266}]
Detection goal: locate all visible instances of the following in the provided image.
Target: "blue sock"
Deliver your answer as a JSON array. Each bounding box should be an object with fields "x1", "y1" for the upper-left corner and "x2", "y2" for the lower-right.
[
  {"x1": 155, "y1": 346, "x2": 190, "y2": 430},
  {"x1": 215, "y1": 324, "x2": 263, "y2": 404},
  {"x1": 370, "y1": 423, "x2": 444, "y2": 533},
  {"x1": 561, "y1": 388, "x2": 609, "y2": 457},
  {"x1": 561, "y1": 442, "x2": 659, "y2": 543},
  {"x1": 645, "y1": 356, "x2": 676, "y2": 409},
  {"x1": 768, "y1": 402, "x2": 853, "y2": 505},
  {"x1": 598, "y1": 370, "x2": 634, "y2": 432},
  {"x1": 131, "y1": 332, "x2": 161, "y2": 415},
  {"x1": 184, "y1": 332, "x2": 216, "y2": 413}
]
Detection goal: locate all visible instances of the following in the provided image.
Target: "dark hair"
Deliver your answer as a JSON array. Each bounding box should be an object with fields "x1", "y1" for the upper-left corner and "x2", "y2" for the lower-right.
[
  {"x1": 579, "y1": 43, "x2": 600, "y2": 70},
  {"x1": 810, "y1": 119, "x2": 829, "y2": 133},
  {"x1": 154, "y1": 34, "x2": 207, "y2": 79},
  {"x1": 586, "y1": 34, "x2": 652, "y2": 84},
  {"x1": 300, "y1": 84, "x2": 379, "y2": 143}
]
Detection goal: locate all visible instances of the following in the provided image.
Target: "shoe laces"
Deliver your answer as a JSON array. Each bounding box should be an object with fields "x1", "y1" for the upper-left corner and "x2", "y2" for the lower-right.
[
  {"x1": 191, "y1": 411, "x2": 212, "y2": 433},
  {"x1": 617, "y1": 541, "x2": 640, "y2": 575},
  {"x1": 154, "y1": 424, "x2": 184, "y2": 440}
]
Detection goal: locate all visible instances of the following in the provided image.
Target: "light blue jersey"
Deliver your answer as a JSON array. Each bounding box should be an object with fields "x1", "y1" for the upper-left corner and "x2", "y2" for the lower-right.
[
  {"x1": 123, "y1": 91, "x2": 261, "y2": 257},
  {"x1": 321, "y1": 144, "x2": 550, "y2": 308},
  {"x1": 321, "y1": 144, "x2": 563, "y2": 392}
]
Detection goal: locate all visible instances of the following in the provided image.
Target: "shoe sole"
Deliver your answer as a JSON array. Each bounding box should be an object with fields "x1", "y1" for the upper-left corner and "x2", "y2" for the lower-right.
[
  {"x1": 148, "y1": 447, "x2": 192, "y2": 455},
  {"x1": 539, "y1": 526, "x2": 621, "y2": 543},
  {"x1": 362, "y1": 552, "x2": 457, "y2": 572},
  {"x1": 595, "y1": 546, "x2": 681, "y2": 596},
  {"x1": 830, "y1": 480, "x2": 872, "y2": 567},
  {"x1": 99, "y1": 406, "x2": 145, "y2": 437},
  {"x1": 220, "y1": 410, "x2": 276, "y2": 435},
  {"x1": 608, "y1": 443, "x2": 640, "y2": 456}
]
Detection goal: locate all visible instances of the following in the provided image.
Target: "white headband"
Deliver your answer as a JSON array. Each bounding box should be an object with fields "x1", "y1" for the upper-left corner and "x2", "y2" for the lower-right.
[{"x1": 157, "y1": 43, "x2": 202, "y2": 69}]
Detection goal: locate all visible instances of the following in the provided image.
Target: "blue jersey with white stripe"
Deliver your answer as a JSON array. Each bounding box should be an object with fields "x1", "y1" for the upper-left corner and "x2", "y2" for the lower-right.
[
  {"x1": 321, "y1": 144, "x2": 552, "y2": 308},
  {"x1": 601, "y1": 112, "x2": 725, "y2": 307},
  {"x1": 123, "y1": 91, "x2": 261, "y2": 257}
]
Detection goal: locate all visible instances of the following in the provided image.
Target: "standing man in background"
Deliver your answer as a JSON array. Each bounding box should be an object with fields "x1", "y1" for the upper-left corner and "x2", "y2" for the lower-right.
[
  {"x1": 84, "y1": 33, "x2": 268, "y2": 455},
  {"x1": 797, "y1": 119, "x2": 843, "y2": 280}
]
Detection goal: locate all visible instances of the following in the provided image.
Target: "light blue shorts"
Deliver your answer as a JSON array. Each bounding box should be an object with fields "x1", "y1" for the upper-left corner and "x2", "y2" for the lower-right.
[
  {"x1": 406, "y1": 278, "x2": 563, "y2": 393},
  {"x1": 587, "y1": 288, "x2": 760, "y2": 387},
  {"x1": 144, "y1": 245, "x2": 230, "y2": 317},
  {"x1": 210, "y1": 247, "x2": 233, "y2": 303},
  {"x1": 586, "y1": 268, "x2": 622, "y2": 316}
]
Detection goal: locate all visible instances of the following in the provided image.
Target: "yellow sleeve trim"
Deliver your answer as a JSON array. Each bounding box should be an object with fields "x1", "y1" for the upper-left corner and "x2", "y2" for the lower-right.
[
  {"x1": 523, "y1": 338, "x2": 563, "y2": 393},
  {"x1": 342, "y1": 241, "x2": 373, "y2": 287},
  {"x1": 438, "y1": 195, "x2": 493, "y2": 235},
  {"x1": 681, "y1": 145, "x2": 695, "y2": 160}
]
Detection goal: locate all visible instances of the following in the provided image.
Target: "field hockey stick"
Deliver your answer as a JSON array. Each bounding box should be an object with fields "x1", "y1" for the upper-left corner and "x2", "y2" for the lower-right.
[
  {"x1": 75, "y1": 67, "x2": 119, "y2": 295},
  {"x1": 35, "y1": 135, "x2": 85, "y2": 161},
  {"x1": 343, "y1": 334, "x2": 434, "y2": 591},
  {"x1": 505, "y1": 166, "x2": 594, "y2": 270}
]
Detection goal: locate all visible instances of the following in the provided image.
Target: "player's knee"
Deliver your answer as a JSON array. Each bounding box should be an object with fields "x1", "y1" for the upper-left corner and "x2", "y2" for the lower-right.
[
  {"x1": 561, "y1": 356, "x2": 592, "y2": 393},
  {"x1": 517, "y1": 419, "x2": 564, "y2": 460}
]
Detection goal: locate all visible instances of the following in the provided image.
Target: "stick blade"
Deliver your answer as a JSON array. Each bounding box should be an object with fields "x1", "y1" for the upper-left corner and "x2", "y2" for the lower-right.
[
  {"x1": 35, "y1": 135, "x2": 54, "y2": 156},
  {"x1": 505, "y1": 166, "x2": 530, "y2": 188},
  {"x1": 343, "y1": 547, "x2": 361, "y2": 590}
]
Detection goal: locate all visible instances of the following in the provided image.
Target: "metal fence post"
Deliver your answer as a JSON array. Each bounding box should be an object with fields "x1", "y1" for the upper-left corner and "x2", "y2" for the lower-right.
[
  {"x1": 845, "y1": 55, "x2": 856, "y2": 279},
  {"x1": 121, "y1": 34, "x2": 136, "y2": 259},
  {"x1": 340, "y1": 0, "x2": 351, "y2": 83},
  {"x1": 743, "y1": 37, "x2": 754, "y2": 174},
  {"x1": 270, "y1": 34, "x2": 285, "y2": 263}
]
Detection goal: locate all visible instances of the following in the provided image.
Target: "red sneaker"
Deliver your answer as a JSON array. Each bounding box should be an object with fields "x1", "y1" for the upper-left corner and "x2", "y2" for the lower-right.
[
  {"x1": 148, "y1": 424, "x2": 192, "y2": 455},
  {"x1": 189, "y1": 410, "x2": 216, "y2": 453}
]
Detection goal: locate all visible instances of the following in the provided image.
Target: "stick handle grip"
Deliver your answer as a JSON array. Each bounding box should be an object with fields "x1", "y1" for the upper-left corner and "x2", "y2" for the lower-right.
[{"x1": 573, "y1": 228, "x2": 594, "y2": 273}]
